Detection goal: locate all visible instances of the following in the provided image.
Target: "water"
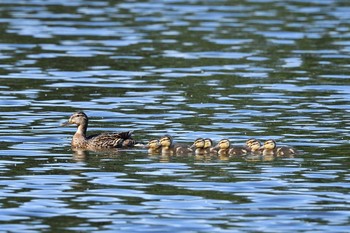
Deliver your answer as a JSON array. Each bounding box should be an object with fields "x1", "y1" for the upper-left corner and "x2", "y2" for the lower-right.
[{"x1": 1, "y1": 0, "x2": 350, "y2": 232}]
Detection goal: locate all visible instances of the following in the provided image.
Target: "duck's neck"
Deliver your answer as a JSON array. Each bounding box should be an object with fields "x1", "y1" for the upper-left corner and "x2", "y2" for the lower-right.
[
  {"x1": 72, "y1": 123, "x2": 88, "y2": 147},
  {"x1": 76, "y1": 123, "x2": 87, "y2": 137}
]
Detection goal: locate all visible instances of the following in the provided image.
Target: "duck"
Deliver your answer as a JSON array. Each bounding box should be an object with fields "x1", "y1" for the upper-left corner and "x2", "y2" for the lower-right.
[
  {"x1": 159, "y1": 135, "x2": 174, "y2": 155},
  {"x1": 146, "y1": 139, "x2": 161, "y2": 154},
  {"x1": 247, "y1": 139, "x2": 262, "y2": 154},
  {"x1": 261, "y1": 139, "x2": 298, "y2": 157},
  {"x1": 214, "y1": 139, "x2": 231, "y2": 156},
  {"x1": 204, "y1": 138, "x2": 217, "y2": 154},
  {"x1": 215, "y1": 139, "x2": 248, "y2": 156},
  {"x1": 62, "y1": 111, "x2": 135, "y2": 150},
  {"x1": 159, "y1": 135, "x2": 192, "y2": 155},
  {"x1": 190, "y1": 138, "x2": 206, "y2": 155},
  {"x1": 261, "y1": 139, "x2": 277, "y2": 156}
]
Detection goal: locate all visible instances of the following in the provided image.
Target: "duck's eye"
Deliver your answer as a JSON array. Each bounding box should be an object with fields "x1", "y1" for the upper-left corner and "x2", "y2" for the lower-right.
[{"x1": 75, "y1": 113, "x2": 84, "y2": 118}]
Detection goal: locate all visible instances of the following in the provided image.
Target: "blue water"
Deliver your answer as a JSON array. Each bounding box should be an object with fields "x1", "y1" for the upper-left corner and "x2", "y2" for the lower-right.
[{"x1": 1, "y1": 0, "x2": 350, "y2": 232}]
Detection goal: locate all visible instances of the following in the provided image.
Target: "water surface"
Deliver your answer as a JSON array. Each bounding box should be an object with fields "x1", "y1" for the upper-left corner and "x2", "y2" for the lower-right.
[{"x1": 1, "y1": 0, "x2": 350, "y2": 232}]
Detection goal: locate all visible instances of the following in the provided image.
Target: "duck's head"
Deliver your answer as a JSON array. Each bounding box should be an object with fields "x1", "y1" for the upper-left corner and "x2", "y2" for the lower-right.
[
  {"x1": 159, "y1": 135, "x2": 173, "y2": 147},
  {"x1": 147, "y1": 139, "x2": 161, "y2": 149},
  {"x1": 204, "y1": 138, "x2": 213, "y2": 149},
  {"x1": 62, "y1": 112, "x2": 88, "y2": 126},
  {"x1": 191, "y1": 138, "x2": 205, "y2": 149},
  {"x1": 246, "y1": 138, "x2": 258, "y2": 148},
  {"x1": 215, "y1": 139, "x2": 230, "y2": 150},
  {"x1": 263, "y1": 139, "x2": 276, "y2": 150},
  {"x1": 250, "y1": 140, "x2": 262, "y2": 151}
]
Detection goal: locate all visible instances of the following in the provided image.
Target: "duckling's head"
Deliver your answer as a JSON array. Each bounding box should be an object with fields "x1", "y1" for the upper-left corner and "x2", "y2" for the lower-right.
[
  {"x1": 215, "y1": 139, "x2": 230, "y2": 149},
  {"x1": 250, "y1": 140, "x2": 262, "y2": 151},
  {"x1": 246, "y1": 138, "x2": 258, "y2": 148},
  {"x1": 62, "y1": 112, "x2": 88, "y2": 126},
  {"x1": 263, "y1": 139, "x2": 276, "y2": 150},
  {"x1": 147, "y1": 139, "x2": 161, "y2": 149},
  {"x1": 204, "y1": 138, "x2": 213, "y2": 149},
  {"x1": 191, "y1": 138, "x2": 205, "y2": 149},
  {"x1": 159, "y1": 135, "x2": 173, "y2": 147}
]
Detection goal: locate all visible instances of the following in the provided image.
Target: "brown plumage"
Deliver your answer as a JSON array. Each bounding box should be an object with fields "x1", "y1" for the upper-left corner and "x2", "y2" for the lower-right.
[
  {"x1": 62, "y1": 111, "x2": 135, "y2": 150},
  {"x1": 276, "y1": 146, "x2": 298, "y2": 157}
]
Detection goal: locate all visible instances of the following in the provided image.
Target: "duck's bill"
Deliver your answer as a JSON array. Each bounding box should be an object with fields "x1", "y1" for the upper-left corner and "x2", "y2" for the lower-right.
[{"x1": 60, "y1": 121, "x2": 71, "y2": 126}]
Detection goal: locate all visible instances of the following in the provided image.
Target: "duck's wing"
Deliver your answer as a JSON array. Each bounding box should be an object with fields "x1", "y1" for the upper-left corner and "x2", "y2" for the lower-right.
[{"x1": 87, "y1": 131, "x2": 134, "y2": 148}]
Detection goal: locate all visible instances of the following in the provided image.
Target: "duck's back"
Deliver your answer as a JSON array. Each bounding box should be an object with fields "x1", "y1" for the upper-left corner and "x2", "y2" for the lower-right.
[
  {"x1": 276, "y1": 146, "x2": 297, "y2": 157},
  {"x1": 87, "y1": 131, "x2": 134, "y2": 149}
]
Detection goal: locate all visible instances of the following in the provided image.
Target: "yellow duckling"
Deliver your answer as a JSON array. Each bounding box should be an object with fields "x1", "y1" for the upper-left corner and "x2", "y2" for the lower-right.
[
  {"x1": 215, "y1": 139, "x2": 248, "y2": 156},
  {"x1": 204, "y1": 138, "x2": 217, "y2": 154},
  {"x1": 159, "y1": 135, "x2": 192, "y2": 155},
  {"x1": 261, "y1": 139, "x2": 298, "y2": 157},
  {"x1": 261, "y1": 139, "x2": 277, "y2": 156},
  {"x1": 214, "y1": 139, "x2": 231, "y2": 156},
  {"x1": 146, "y1": 139, "x2": 161, "y2": 154},
  {"x1": 159, "y1": 135, "x2": 175, "y2": 155},
  {"x1": 62, "y1": 111, "x2": 135, "y2": 150},
  {"x1": 190, "y1": 138, "x2": 206, "y2": 155},
  {"x1": 247, "y1": 139, "x2": 262, "y2": 154}
]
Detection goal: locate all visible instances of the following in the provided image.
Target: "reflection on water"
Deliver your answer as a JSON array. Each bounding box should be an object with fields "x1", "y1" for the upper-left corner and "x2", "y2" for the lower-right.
[{"x1": 1, "y1": 0, "x2": 350, "y2": 232}]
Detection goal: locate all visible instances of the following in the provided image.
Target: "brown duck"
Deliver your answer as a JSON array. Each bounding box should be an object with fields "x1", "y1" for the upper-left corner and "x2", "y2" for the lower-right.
[{"x1": 62, "y1": 111, "x2": 135, "y2": 150}]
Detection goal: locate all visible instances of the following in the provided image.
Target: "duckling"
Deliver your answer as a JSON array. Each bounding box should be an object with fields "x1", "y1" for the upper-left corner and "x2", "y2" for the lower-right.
[
  {"x1": 204, "y1": 138, "x2": 217, "y2": 154},
  {"x1": 190, "y1": 138, "x2": 206, "y2": 155},
  {"x1": 214, "y1": 139, "x2": 231, "y2": 156},
  {"x1": 146, "y1": 139, "x2": 161, "y2": 154},
  {"x1": 159, "y1": 135, "x2": 192, "y2": 155},
  {"x1": 62, "y1": 111, "x2": 134, "y2": 150},
  {"x1": 276, "y1": 145, "x2": 297, "y2": 157},
  {"x1": 215, "y1": 139, "x2": 248, "y2": 156},
  {"x1": 247, "y1": 139, "x2": 262, "y2": 154},
  {"x1": 159, "y1": 135, "x2": 175, "y2": 155},
  {"x1": 261, "y1": 139, "x2": 277, "y2": 156}
]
